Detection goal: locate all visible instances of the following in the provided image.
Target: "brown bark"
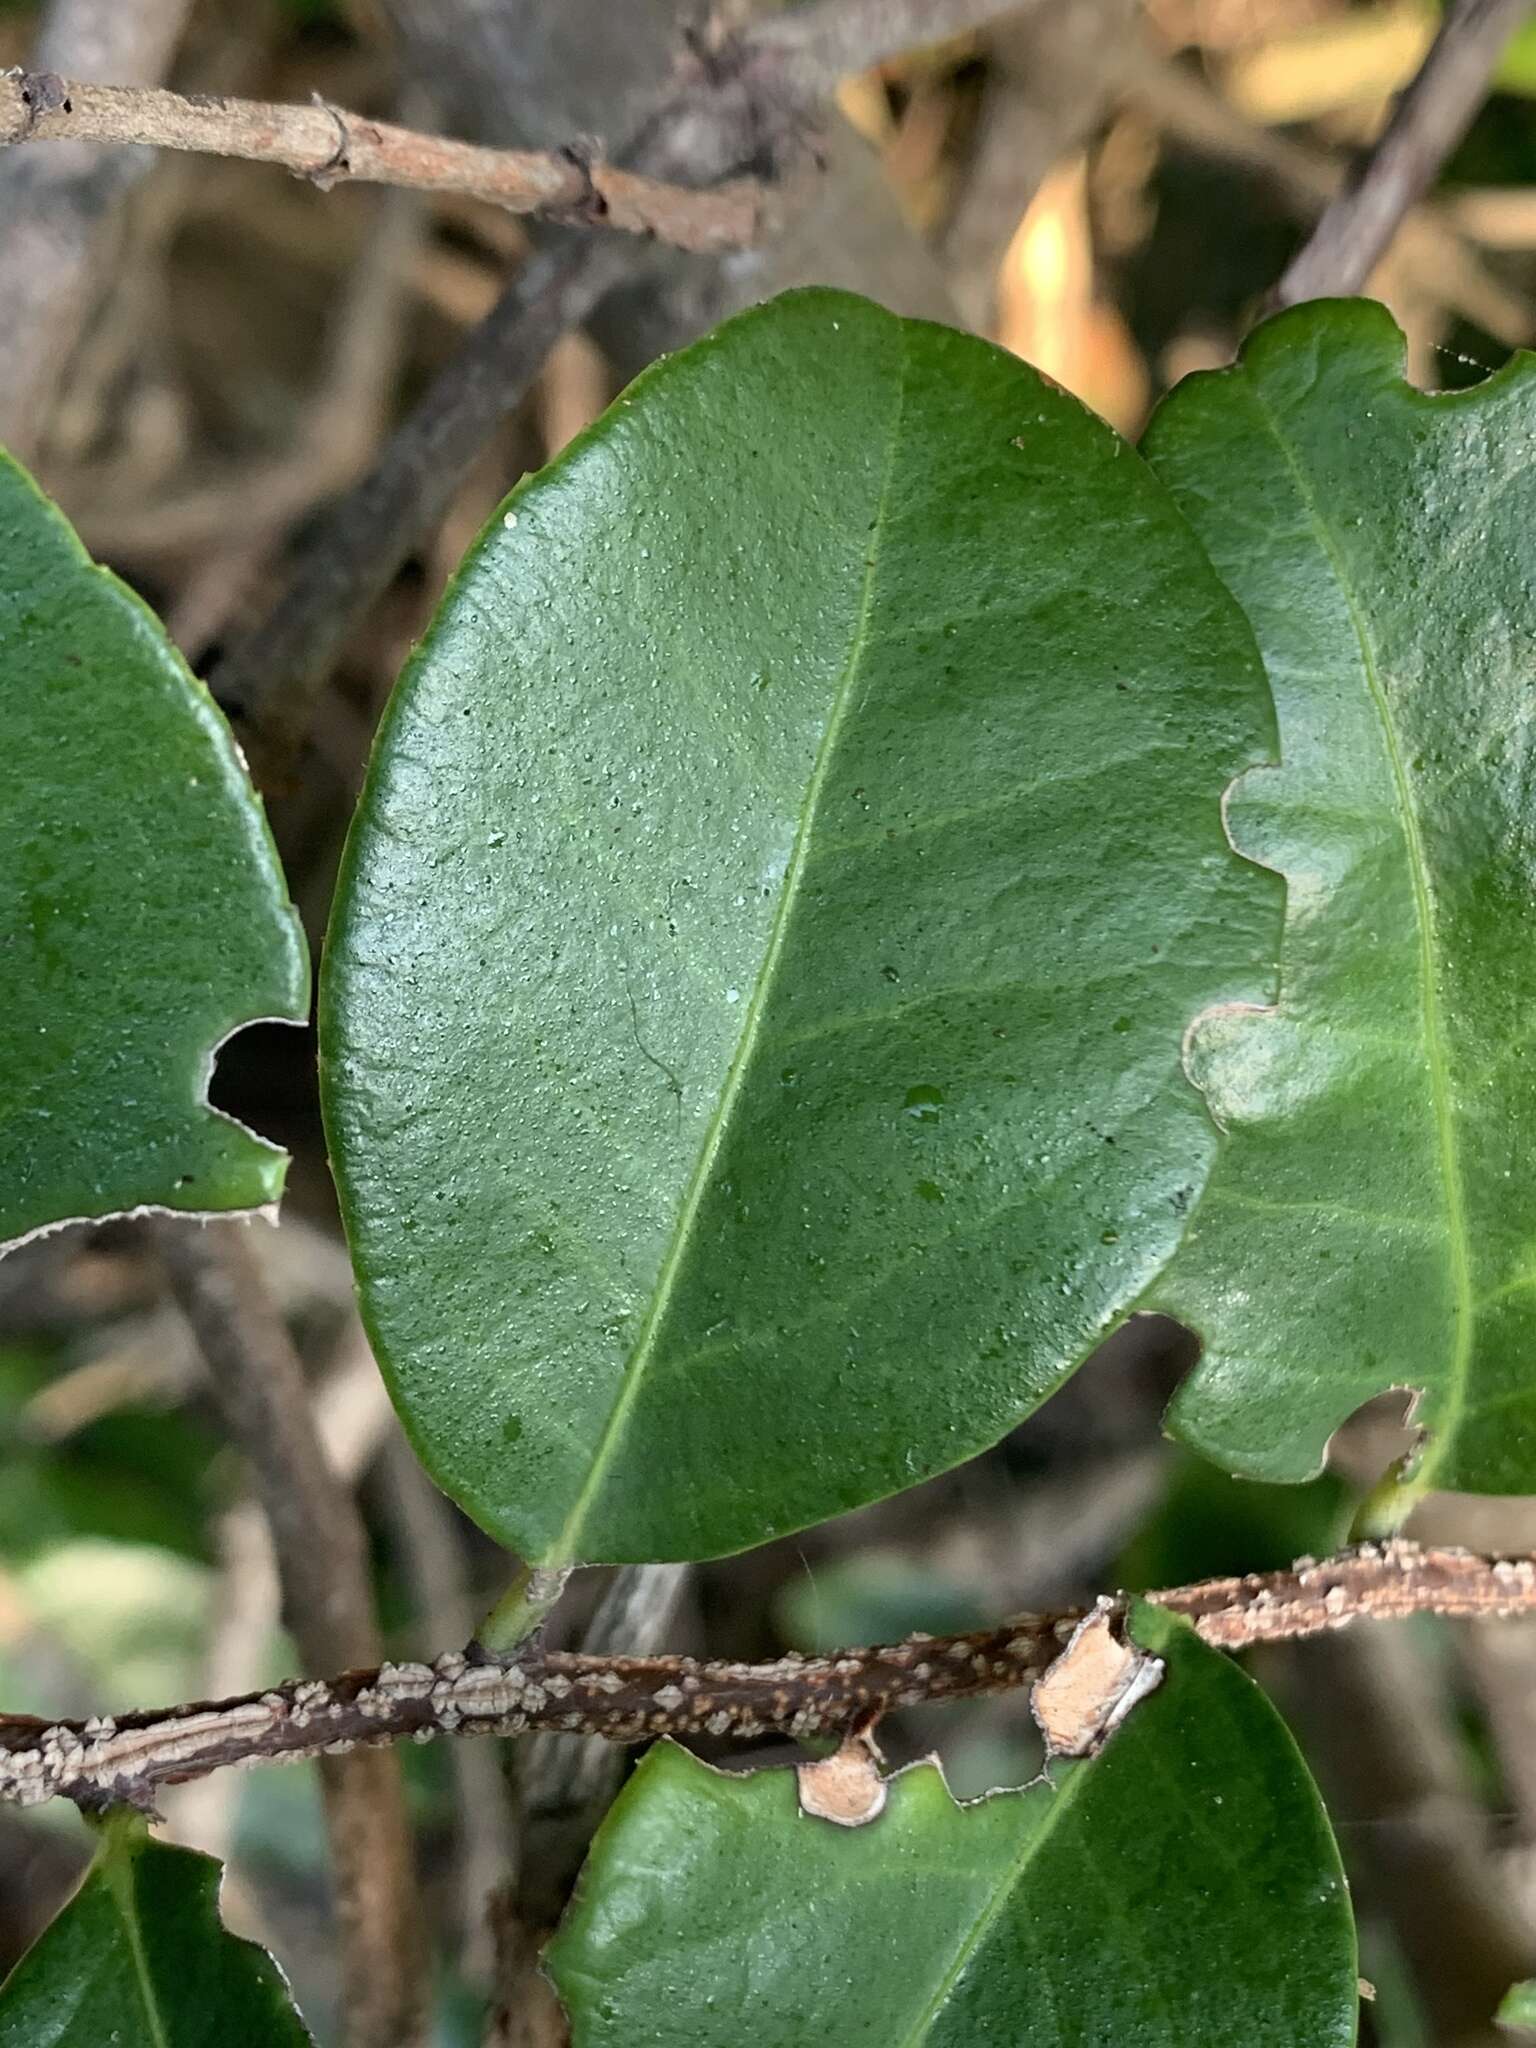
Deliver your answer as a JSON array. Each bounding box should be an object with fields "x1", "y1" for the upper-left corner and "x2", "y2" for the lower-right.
[{"x1": 7, "y1": 1541, "x2": 1536, "y2": 1815}]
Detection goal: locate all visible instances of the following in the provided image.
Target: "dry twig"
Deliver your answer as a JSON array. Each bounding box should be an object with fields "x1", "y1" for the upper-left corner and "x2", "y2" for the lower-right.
[
  {"x1": 0, "y1": 71, "x2": 774, "y2": 253},
  {"x1": 749, "y1": 0, "x2": 1034, "y2": 91},
  {"x1": 378, "y1": 1432, "x2": 516, "y2": 1988},
  {"x1": 1276, "y1": 0, "x2": 1535, "y2": 304},
  {"x1": 153, "y1": 1224, "x2": 426, "y2": 2048},
  {"x1": 5, "y1": 1542, "x2": 1536, "y2": 1815},
  {"x1": 214, "y1": 233, "x2": 632, "y2": 786},
  {"x1": 1275, "y1": 1624, "x2": 1536, "y2": 2036},
  {"x1": 71, "y1": 185, "x2": 422, "y2": 575},
  {"x1": 486, "y1": 1564, "x2": 692, "y2": 2048},
  {"x1": 1119, "y1": 36, "x2": 1534, "y2": 346}
]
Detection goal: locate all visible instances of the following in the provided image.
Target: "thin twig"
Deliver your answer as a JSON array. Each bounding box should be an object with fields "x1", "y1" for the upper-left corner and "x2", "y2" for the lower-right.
[
  {"x1": 1275, "y1": 0, "x2": 1534, "y2": 305},
  {"x1": 153, "y1": 1222, "x2": 426, "y2": 2048},
  {"x1": 943, "y1": 0, "x2": 1127, "y2": 334},
  {"x1": 514, "y1": 1564, "x2": 694, "y2": 1928},
  {"x1": 0, "y1": 72, "x2": 775, "y2": 253},
  {"x1": 1273, "y1": 1625, "x2": 1536, "y2": 2033},
  {"x1": 211, "y1": 234, "x2": 630, "y2": 786},
  {"x1": 216, "y1": 225, "x2": 617, "y2": 770},
  {"x1": 1105, "y1": 35, "x2": 1534, "y2": 348},
  {"x1": 6, "y1": 1542, "x2": 1536, "y2": 1815},
  {"x1": 165, "y1": 1311, "x2": 399, "y2": 1873},
  {"x1": 160, "y1": 1500, "x2": 279, "y2": 1863},
  {"x1": 68, "y1": 185, "x2": 422, "y2": 569}
]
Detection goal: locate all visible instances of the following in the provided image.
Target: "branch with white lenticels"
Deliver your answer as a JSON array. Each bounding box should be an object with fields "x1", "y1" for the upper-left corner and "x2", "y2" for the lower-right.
[{"x1": 4, "y1": 1543, "x2": 1535, "y2": 1816}]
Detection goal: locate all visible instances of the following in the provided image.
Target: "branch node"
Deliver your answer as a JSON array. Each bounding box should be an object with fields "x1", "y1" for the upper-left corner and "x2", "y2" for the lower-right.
[
  {"x1": 16, "y1": 70, "x2": 70, "y2": 136},
  {"x1": 307, "y1": 91, "x2": 351, "y2": 189},
  {"x1": 553, "y1": 138, "x2": 611, "y2": 229}
]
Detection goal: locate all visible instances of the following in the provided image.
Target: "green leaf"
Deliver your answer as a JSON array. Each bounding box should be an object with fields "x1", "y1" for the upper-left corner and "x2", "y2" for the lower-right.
[
  {"x1": 322, "y1": 286, "x2": 1279, "y2": 1565},
  {"x1": 1140, "y1": 300, "x2": 1536, "y2": 1493},
  {"x1": 547, "y1": 1601, "x2": 1358, "y2": 2045},
  {"x1": 0, "y1": 452, "x2": 307, "y2": 1252},
  {"x1": 1500, "y1": 1980, "x2": 1536, "y2": 2032},
  {"x1": 0, "y1": 1815, "x2": 312, "y2": 2046}
]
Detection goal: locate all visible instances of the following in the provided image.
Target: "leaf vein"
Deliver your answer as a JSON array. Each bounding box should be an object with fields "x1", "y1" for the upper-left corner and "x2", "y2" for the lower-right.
[
  {"x1": 541, "y1": 321, "x2": 913, "y2": 1565},
  {"x1": 1243, "y1": 375, "x2": 1475, "y2": 1481}
]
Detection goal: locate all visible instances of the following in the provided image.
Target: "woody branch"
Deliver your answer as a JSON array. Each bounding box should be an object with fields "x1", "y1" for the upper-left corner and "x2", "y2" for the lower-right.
[
  {"x1": 4, "y1": 1542, "x2": 1534, "y2": 1816},
  {"x1": 0, "y1": 70, "x2": 773, "y2": 252},
  {"x1": 0, "y1": 0, "x2": 1048, "y2": 255}
]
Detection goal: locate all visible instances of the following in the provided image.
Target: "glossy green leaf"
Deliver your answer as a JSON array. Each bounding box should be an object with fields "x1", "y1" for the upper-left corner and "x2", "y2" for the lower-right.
[
  {"x1": 1140, "y1": 300, "x2": 1536, "y2": 1492},
  {"x1": 0, "y1": 1816, "x2": 312, "y2": 2046},
  {"x1": 548, "y1": 1602, "x2": 1358, "y2": 2045},
  {"x1": 0, "y1": 453, "x2": 307, "y2": 1252},
  {"x1": 322, "y1": 286, "x2": 1279, "y2": 1565}
]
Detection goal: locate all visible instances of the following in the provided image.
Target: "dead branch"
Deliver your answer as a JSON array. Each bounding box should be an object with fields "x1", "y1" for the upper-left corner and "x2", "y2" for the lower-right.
[
  {"x1": 944, "y1": 0, "x2": 1131, "y2": 334},
  {"x1": 1119, "y1": 33, "x2": 1534, "y2": 346},
  {"x1": 0, "y1": 0, "x2": 1043, "y2": 261},
  {"x1": 0, "y1": 71, "x2": 773, "y2": 253},
  {"x1": 68, "y1": 184, "x2": 420, "y2": 574},
  {"x1": 5, "y1": 1542, "x2": 1536, "y2": 1816},
  {"x1": 1276, "y1": 0, "x2": 1534, "y2": 305},
  {"x1": 153, "y1": 1223, "x2": 426, "y2": 2048},
  {"x1": 378, "y1": 1429, "x2": 515, "y2": 1989},
  {"x1": 1273, "y1": 1624, "x2": 1536, "y2": 2035}
]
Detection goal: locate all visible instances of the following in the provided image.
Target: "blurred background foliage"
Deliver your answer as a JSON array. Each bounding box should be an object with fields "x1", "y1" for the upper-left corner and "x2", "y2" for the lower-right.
[{"x1": 4, "y1": 2, "x2": 1536, "y2": 2043}]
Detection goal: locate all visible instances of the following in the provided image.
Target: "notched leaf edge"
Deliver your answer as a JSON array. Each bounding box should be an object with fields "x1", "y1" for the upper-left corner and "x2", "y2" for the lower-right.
[
  {"x1": 1143, "y1": 301, "x2": 1536, "y2": 1489},
  {"x1": 0, "y1": 450, "x2": 309, "y2": 1260},
  {"x1": 0, "y1": 1015, "x2": 302, "y2": 1262}
]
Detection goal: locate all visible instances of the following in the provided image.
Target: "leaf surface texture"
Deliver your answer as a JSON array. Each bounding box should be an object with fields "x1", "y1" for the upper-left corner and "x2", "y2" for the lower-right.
[
  {"x1": 323, "y1": 288, "x2": 1279, "y2": 1562},
  {"x1": 1143, "y1": 302, "x2": 1536, "y2": 1490}
]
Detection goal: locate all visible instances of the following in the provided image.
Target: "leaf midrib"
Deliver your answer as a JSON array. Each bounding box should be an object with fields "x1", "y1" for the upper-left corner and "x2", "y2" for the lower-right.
[
  {"x1": 1246, "y1": 378, "x2": 1473, "y2": 1474},
  {"x1": 106, "y1": 1844, "x2": 172, "y2": 2048},
  {"x1": 891, "y1": 1758, "x2": 1097, "y2": 2047},
  {"x1": 543, "y1": 325, "x2": 912, "y2": 1567}
]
